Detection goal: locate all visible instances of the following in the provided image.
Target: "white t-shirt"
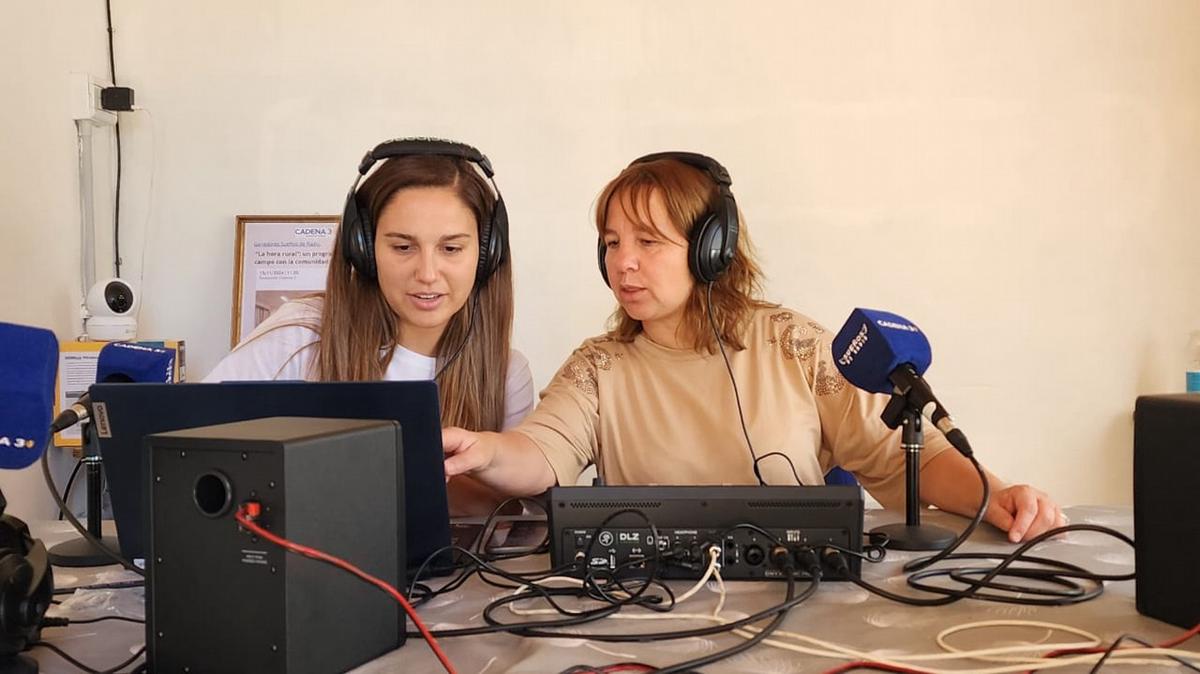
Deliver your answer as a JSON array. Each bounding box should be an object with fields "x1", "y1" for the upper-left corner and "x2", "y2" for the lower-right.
[{"x1": 203, "y1": 299, "x2": 535, "y2": 430}]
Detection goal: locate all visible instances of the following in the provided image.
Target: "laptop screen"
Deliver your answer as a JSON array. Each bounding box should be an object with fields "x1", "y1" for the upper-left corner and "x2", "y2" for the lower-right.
[{"x1": 89, "y1": 380, "x2": 450, "y2": 572}]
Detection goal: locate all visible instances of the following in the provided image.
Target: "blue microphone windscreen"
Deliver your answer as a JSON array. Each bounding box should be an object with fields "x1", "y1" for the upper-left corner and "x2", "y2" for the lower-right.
[
  {"x1": 831, "y1": 308, "x2": 932, "y2": 394},
  {"x1": 0, "y1": 322, "x2": 59, "y2": 468},
  {"x1": 96, "y1": 342, "x2": 176, "y2": 383}
]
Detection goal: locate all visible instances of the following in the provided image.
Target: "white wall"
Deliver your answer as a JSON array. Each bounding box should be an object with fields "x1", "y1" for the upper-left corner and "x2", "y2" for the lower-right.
[
  {"x1": 3, "y1": 1, "x2": 1198, "y2": 519},
  {"x1": 0, "y1": 2, "x2": 116, "y2": 519}
]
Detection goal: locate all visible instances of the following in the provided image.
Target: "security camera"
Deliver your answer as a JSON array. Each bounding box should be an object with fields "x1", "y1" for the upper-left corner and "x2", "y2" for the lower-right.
[{"x1": 85, "y1": 278, "x2": 138, "y2": 340}]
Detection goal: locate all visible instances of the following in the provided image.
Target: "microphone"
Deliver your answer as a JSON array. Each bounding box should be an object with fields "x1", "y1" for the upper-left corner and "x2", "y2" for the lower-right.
[
  {"x1": 50, "y1": 341, "x2": 176, "y2": 433},
  {"x1": 0, "y1": 322, "x2": 59, "y2": 469},
  {"x1": 832, "y1": 308, "x2": 972, "y2": 457}
]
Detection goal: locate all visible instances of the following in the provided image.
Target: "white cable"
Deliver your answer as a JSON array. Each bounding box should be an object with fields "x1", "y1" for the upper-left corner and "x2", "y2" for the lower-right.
[
  {"x1": 583, "y1": 642, "x2": 638, "y2": 660},
  {"x1": 935, "y1": 620, "x2": 1099, "y2": 664},
  {"x1": 132, "y1": 107, "x2": 155, "y2": 325},
  {"x1": 531, "y1": 604, "x2": 1198, "y2": 673},
  {"x1": 490, "y1": 563, "x2": 1198, "y2": 672},
  {"x1": 711, "y1": 558, "x2": 727, "y2": 618},
  {"x1": 675, "y1": 547, "x2": 721, "y2": 604}
]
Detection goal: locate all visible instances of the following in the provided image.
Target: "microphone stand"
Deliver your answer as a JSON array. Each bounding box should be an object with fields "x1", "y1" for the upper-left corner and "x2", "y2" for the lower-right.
[
  {"x1": 47, "y1": 421, "x2": 122, "y2": 567},
  {"x1": 870, "y1": 393, "x2": 956, "y2": 551}
]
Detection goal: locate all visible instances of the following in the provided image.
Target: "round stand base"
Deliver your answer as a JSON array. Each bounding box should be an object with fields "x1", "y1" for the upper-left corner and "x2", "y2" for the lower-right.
[
  {"x1": 48, "y1": 535, "x2": 122, "y2": 568},
  {"x1": 0, "y1": 654, "x2": 38, "y2": 674},
  {"x1": 871, "y1": 522, "x2": 956, "y2": 551}
]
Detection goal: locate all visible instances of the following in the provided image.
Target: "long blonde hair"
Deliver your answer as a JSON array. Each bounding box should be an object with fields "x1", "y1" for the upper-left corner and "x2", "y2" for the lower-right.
[
  {"x1": 314, "y1": 153, "x2": 513, "y2": 431},
  {"x1": 595, "y1": 157, "x2": 771, "y2": 352}
]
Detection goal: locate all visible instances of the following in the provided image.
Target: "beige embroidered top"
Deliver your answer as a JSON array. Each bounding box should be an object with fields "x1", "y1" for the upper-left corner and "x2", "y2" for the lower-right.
[{"x1": 513, "y1": 306, "x2": 953, "y2": 509}]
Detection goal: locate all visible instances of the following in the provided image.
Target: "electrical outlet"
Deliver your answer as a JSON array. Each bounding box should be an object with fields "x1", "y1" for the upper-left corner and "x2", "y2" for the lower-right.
[{"x1": 70, "y1": 72, "x2": 117, "y2": 125}]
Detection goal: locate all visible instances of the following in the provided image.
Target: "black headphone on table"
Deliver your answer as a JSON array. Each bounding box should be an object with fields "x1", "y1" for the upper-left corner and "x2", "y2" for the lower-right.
[
  {"x1": 598, "y1": 151, "x2": 740, "y2": 287},
  {"x1": 0, "y1": 504, "x2": 53, "y2": 661},
  {"x1": 341, "y1": 138, "x2": 509, "y2": 289}
]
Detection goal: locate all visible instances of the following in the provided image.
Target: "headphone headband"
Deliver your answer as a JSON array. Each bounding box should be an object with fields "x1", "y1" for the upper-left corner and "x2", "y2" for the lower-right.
[
  {"x1": 629, "y1": 151, "x2": 731, "y2": 187},
  {"x1": 341, "y1": 137, "x2": 508, "y2": 285},
  {"x1": 359, "y1": 138, "x2": 495, "y2": 178},
  {"x1": 598, "y1": 150, "x2": 740, "y2": 286}
]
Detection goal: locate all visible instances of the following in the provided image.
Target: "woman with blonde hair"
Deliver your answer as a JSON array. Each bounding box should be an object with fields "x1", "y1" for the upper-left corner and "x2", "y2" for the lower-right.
[
  {"x1": 206, "y1": 138, "x2": 534, "y2": 515},
  {"x1": 442, "y1": 151, "x2": 1063, "y2": 543}
]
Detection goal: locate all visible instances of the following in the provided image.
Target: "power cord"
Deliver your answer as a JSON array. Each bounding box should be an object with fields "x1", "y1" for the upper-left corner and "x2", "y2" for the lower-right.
[
  {"x1": 105, "y1": 0, "x2": 123, "y2": 277},
  {"x1": 234, "y1": 502, "x2": 457, "y2": 674}
]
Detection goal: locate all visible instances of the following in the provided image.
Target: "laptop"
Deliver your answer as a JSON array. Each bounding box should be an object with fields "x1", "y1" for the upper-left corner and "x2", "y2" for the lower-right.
[{"x1": 90, "y1": 381, "x2": 452, "y2": 575}]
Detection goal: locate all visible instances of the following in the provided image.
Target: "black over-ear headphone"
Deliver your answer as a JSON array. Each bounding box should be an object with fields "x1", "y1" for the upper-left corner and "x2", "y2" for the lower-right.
[
  {"x1": 341, "y1": 138, "x2": 509, "y2": 289},
  {"x1": 598, "y1": 151, "x2": 740, "y2": 287},
  {"x1": 0, "y1": 510, "x2": 53, "y2": 661}
]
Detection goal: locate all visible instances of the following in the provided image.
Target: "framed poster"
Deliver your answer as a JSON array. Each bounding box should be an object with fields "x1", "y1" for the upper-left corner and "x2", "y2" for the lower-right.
[{"x1": 230, "y1": 215, "x2": 339, "y2": 347}]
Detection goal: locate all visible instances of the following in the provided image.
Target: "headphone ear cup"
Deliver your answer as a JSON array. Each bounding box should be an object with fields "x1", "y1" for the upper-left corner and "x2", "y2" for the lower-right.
[
  {"x1": 689, "y1": 213, "x2": 729, "y2": 284},
  {"x1": 0, "y1": 551, "x2": 33, "y2": 638},
  {"x1": 597, "y1": 238, "x2": 610, "y2": 288},
  {"x1": 340, "y1": 188, "x2": 377, "y2": 280},
  {"x1": 476, "y1": 196, "x2": 508, "y2": 289},
  {"x1": 355, "y1": 196, "x2": 378, "y2": 280}
]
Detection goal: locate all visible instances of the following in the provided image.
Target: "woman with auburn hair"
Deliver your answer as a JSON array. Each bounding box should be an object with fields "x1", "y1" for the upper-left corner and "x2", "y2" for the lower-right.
[
  {"x1": 443, "y1": 152, "x2": 1065, "y2": 543},
  {"x1": 205, "y1": 138, "x2": 534, "y2": 516}
]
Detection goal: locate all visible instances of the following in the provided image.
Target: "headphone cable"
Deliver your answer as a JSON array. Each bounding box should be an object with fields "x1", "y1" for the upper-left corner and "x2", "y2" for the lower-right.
[
  {"x1": 433, "y1": 290, "x2": 481, "y2": 380},
  {"x1": 705, "y1": 282, "x2": 767, "y2": 486}
]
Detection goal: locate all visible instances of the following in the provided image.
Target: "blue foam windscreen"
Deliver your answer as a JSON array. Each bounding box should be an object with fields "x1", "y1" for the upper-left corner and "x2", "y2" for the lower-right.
[
  {"x1": 0, "y1": 322, "x2": 60, "y2": 468},
  {"x1": 96, "y1": 342, "x2": 175, "y2": 384},
  {"x1": 831, "y1": 308, "x2": 932, "y2": 394}
]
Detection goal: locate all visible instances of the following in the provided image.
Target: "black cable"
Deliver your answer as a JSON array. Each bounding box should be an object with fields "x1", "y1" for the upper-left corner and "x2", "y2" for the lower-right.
[
  {"x1": 105, "y1": 0, "x2": 123, "y2": 277},
  {"x1": 408, "y1": 515, "x2": 822, "y2": 648},
  {"x1": 752, "y1": 451, "x2": 804, "y2": 486},
  {"x1": 574, "y1": 509, "x2": 663, "y2": 607},
  {"x1": 853, "y1": 526, "x2": 1129, "y2": 606},
  {"x1": 406, "y1": 510, "x2": 688, "y2": 638},
  {"x1": 655, "y1": 566, "x2": 807, "y2": 674},
  {"x1": 900, "y1": 452, "x2": 990, "y2": 574},
  {"x1": 408, "y1": 496, "x2": 547, "y2": 608},
  {"x1": 480, "y1": 572, "x2": 820, "y2": 643},
  {"x1": 39, "y1": 433, "x2": 144, "y2": 576},
  {"x1": 406, "y1": 528, "x2": 825, "y2": 648},
  {"x1": 433, "y1": 287, "x2": 480, "y2": 380},
  {"x1": 844, "y1": 453, "x2": 1134, "y2": 606},
  {"x1": 1085, "y1": 634, "x2": 1200, "y2": 673},
  {"x1": 473, "y1": 495, "x2": 549, "y2": 560},
  {"x1": 58, "y1": 457, "x2": 85, "y2": 520},
  {"x1": 47, "y1": 615, "x2": 145, "y2": 626},
  {"x1": 821, "y1": 541, "x2": 887, "y2": 563},
  {"x1": 30, "y1": 641, "x2": 145, "y2": 674},
  {"x1": 836, "y1": 453, "x2": 988, "y2": 606},
  {"x1": 408, "y1": 543, "x2": 612, "y2": 621},
  {"x1": 704, "y1": 282, "x2": 776, "y2": 486},
  {"x1": 54, "y1": 579, "x2": 145, "y2": 595}
]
